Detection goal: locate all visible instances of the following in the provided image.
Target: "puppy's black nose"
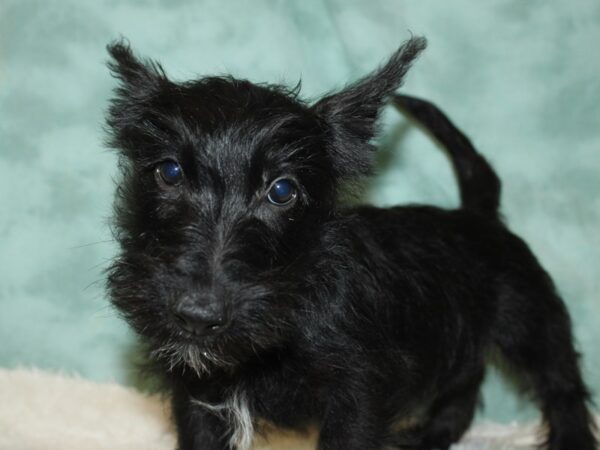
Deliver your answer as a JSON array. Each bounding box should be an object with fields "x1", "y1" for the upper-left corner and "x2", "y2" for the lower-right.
[{"x1": 172, "y1": 301, "x2": 228, "y2": 336}]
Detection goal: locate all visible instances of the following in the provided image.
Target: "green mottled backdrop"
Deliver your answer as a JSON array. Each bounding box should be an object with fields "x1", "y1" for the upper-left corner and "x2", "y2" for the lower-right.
[{"x1": 1, "y1": 0, "x2": 598, "y2": 423}]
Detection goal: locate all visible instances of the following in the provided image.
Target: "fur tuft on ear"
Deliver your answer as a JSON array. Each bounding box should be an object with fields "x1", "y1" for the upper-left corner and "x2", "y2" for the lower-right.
[
  {"x1": 105, "y1": 40, "x2": 171, "y2": 155},
  {"x1": 313, "y1": 37, "x2": 426, "y2": 177},
  {"x1": 107, "y1": 39, "x2": 167, "y2": 95}
]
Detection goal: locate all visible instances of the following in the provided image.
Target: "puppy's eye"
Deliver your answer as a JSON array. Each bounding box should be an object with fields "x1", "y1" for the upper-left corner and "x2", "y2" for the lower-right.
[
  {"x1": 156, "y1": 160, "x2": 183, "y2": 187},
  {"x1": 267, "y1": 178, "x2": 297, "y2": 206}
]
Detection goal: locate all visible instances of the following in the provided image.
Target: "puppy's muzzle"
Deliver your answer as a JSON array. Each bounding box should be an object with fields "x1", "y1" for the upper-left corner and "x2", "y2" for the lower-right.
[{"x1": 171, "y1": 294, "x2": 230, "y2": 336}]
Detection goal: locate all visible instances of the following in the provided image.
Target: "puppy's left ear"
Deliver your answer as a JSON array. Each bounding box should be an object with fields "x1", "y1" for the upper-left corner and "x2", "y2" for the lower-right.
[{"x1": 313, "y1": 37, "x2": 426, "y2": 177}]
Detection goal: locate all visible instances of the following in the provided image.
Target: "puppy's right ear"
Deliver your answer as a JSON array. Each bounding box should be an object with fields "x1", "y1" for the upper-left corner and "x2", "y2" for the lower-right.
[
  {"x1": 107, "y1": 40, "x2": 166, "y2": 97},
  {"x1": 106, "y1": 41, "x2": 168, "y2": 155}
]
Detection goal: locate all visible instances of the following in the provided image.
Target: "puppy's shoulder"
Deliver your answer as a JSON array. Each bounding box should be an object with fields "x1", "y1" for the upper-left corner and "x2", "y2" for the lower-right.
[{"x1": 338, "y1": 204, "x2": 497, "y2": 231}]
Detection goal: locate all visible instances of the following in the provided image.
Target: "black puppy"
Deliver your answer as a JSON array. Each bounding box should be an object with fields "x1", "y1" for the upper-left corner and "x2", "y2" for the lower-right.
[{"x1": 105, "y1": 37, "x2": 597, "y2": 450}]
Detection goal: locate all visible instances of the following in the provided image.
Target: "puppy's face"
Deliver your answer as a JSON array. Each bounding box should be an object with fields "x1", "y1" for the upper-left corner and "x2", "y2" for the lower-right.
[{"x1": 106, "y1": 39, "x2": 424, "y2": 374}]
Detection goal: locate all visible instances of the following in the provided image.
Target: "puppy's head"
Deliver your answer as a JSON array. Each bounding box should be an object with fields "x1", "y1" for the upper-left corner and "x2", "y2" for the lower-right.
[{"x1": 106, "y1": 38, "x2": 425, "y2": 375}]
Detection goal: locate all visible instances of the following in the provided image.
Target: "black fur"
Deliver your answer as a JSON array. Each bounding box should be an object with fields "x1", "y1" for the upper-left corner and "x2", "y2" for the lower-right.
[{"x1": 105, "y1": 37, "x2": 597, "y2": 450}]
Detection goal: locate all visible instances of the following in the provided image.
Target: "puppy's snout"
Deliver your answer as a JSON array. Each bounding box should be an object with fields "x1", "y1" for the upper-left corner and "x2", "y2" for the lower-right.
[{"x1": 171, "y1": 296, "x2": 229, "y2": 336}]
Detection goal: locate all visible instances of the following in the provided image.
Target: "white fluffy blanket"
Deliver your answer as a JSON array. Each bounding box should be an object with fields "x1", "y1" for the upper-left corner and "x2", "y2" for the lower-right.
[{"x1": 1, "y1": 368, "x2": 595, "y2": 450}]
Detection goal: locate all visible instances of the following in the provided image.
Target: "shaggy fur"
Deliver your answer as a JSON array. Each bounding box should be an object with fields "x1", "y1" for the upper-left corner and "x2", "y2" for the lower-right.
[{"x1": 105, "y1": 37, "x2": 597, "y2": 450}]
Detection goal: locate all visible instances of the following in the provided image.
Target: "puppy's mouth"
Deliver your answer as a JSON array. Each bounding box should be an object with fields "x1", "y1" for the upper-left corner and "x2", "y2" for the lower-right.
[
  {"x1": 152, "y1": 330, "x2": 237, "y2": 375},
  {"x1": 176, "y1": 330, "x2": 217, "y2": 347}
]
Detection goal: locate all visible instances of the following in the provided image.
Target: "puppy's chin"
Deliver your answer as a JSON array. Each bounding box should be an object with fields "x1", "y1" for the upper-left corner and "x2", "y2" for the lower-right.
[
  {"x1": 151, "y1": 338, "x2": 241, "y2": 376},
  {"x1": 149, "y1": 323, "x2": 277, "y2": 376}
]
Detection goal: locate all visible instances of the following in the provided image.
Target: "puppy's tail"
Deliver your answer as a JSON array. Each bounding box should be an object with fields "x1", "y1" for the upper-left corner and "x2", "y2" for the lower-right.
[{"x1": 392, "y1": 94, "x2": 501, "y2": 218}]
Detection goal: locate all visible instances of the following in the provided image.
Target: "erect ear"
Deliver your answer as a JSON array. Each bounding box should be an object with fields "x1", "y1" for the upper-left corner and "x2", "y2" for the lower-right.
[
  {"x1": 312, "y1": 37, "x2": 426, "y2": 177},
  {"x1": 106, "y1": 40, "x2": 169, "y2": 153},
  {"x1": 106, "y1": 39, "x2": 166, "y2": 98}
]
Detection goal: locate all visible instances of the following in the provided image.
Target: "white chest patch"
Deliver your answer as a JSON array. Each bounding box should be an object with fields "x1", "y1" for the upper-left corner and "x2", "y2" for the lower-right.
[{"x1": 192, "y1": 389, "x2": 254, "y2": 450}]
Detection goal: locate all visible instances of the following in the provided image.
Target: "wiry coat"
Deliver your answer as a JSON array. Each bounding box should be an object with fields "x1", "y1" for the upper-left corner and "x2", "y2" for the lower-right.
[{"x1": 105, "y1": 38, "x2": 597, "y2": 450}]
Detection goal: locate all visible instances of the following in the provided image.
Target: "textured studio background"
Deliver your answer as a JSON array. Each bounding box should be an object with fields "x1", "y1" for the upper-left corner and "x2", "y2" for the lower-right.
[{"x1": 1, "y1": 0, "x2": 599, "y2": 423}]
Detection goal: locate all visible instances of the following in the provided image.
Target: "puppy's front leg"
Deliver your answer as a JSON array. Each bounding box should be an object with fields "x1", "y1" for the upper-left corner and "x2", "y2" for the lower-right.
[
  {"x1": 318, "y1": 387, "x2": 386, "y2": 450},
  {"x1": 172, "y1": 383, "x2": 232, "y2": 450}
]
